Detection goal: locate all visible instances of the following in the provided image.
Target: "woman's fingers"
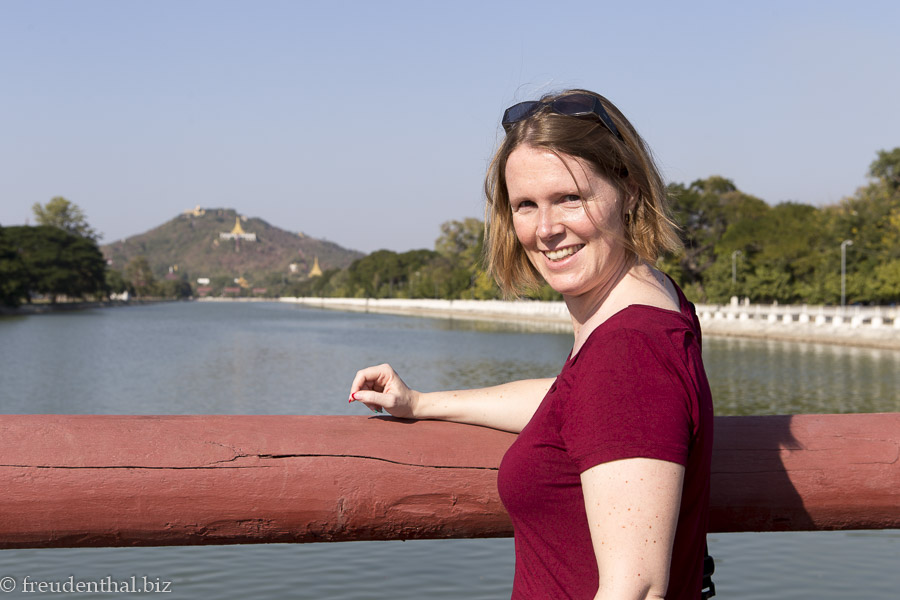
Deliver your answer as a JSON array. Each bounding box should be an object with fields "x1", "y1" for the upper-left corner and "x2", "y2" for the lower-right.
[
  {"x1": 348, "y1": 364, "x2": 416, "y2": 418},
  {"x1": 349, "y1": 363, "x2": 396, "y2": 397},
  {"x1": 350, "y1": 390, "x2": 386, "y2": 413},
  {"x1": 351, "y1": 388, "x2": 403, "y2": 412}
]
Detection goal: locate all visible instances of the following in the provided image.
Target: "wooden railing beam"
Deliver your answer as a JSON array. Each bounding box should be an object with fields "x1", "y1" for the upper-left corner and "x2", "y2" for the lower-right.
[{"x1": 0, "y1": 413, "x2": 897, "y2": 549}]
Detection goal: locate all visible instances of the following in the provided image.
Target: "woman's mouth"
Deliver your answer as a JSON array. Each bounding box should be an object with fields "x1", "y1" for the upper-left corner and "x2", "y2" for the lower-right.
[{"x1": 543, "y1": 245, "x2": 584, "y2": 262}]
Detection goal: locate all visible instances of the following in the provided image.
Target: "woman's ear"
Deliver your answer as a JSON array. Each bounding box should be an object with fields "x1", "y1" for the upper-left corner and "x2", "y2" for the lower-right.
[{"x1": 623, "y1": 180, "x2": 639, "y2": 213}]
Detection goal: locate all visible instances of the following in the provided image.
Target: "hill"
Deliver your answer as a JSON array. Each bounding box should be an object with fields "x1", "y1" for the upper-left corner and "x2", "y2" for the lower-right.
[{"x1": 101, "y1": 208, "x2": 364, "y2": 284}]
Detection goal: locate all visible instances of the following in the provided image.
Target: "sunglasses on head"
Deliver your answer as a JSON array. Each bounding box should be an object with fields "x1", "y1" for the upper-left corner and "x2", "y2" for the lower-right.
[{"x1": 501, "y1": 93, "x2": 623, "y2": 141}]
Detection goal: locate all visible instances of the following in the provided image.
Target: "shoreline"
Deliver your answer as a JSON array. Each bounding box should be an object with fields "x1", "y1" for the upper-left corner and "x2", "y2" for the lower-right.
[
  {"x1": 278, "y1": 297, "x2": 900, "y2": 351},
  {"x1": 7, "y1": 296, "x2": 897, "y2": 351},
  {"x1": 698, "y1": 319, "x2": 900, "y2": 351},
  {"x1": 0, "y1": 298, "x2": 180, "y2": 317}
]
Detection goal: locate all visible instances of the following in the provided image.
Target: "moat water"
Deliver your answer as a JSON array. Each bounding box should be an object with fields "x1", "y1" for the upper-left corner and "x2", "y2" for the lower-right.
[{"x1": 1, "y1": 301, "x2": 897, "y2": 599}]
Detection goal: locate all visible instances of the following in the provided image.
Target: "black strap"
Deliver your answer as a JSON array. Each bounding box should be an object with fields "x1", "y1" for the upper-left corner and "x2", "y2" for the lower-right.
[{"x1": 701, "y1": 547, "x2": 716, "y2": 599}]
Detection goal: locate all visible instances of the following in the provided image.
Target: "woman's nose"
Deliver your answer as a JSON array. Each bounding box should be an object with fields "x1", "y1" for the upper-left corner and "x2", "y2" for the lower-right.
[{"x1": 537, "y1": 206, "x2": 564, "y2": 240}]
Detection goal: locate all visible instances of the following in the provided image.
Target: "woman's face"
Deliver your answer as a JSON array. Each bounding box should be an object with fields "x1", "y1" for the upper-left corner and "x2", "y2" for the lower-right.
[{"x1": 505, "y1": 145, "x2": 630, "y2": 300}]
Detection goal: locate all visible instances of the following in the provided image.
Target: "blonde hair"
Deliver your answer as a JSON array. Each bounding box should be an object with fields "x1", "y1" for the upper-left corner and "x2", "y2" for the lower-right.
[{"x1": 484, "y1": 89, "x2": 681, "y2": 297}]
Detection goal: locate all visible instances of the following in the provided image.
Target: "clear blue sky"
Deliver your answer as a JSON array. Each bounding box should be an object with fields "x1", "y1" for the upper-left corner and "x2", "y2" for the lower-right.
[{"x1": 2, "y1": 0, "x2": 898, "y2": 254}]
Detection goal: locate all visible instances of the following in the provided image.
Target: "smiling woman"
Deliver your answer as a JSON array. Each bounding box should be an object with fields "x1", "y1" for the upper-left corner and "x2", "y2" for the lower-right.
[
  {"x1": 485, "y1": 91, "x2": 682, "y2": 304},
  {"x1": 505, "y1": 146, "x2": 631, "y2": 311},
  {"x1": 350, "y1": 90, "x2": 714, "y2": 600}
]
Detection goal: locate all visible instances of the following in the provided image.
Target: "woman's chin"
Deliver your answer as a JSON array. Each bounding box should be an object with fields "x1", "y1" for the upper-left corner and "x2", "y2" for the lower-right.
[{"x1": 542, "y1": 277, "x2": 587, "y2": 299}]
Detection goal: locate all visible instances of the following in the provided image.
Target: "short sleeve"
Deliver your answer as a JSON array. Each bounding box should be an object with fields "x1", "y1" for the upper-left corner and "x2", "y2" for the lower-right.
[{"x1": 559, "y1": 329, "x2": 692, "y2": 473}]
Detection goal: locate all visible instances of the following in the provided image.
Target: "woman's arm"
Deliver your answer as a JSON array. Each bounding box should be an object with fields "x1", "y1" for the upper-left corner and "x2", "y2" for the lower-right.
[
  {"x1": 349, "y1": 363, "x2": 552, "y2": 433},
  {"x1": 580, "y1": 458, "x2": 684, "y2": 600}
]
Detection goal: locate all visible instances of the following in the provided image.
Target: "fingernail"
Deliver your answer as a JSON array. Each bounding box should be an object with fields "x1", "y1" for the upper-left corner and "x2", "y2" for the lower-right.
[{"x1": 350, "y1": 392, "x2": 357, "y2": 403}]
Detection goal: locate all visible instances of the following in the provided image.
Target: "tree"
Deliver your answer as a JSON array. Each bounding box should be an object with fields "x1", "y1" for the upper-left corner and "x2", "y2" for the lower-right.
[
  {"x1": 31, "y1": 197, "x2": 101, "y2": 241},
  {"x1": 665, "y1": 177, "x2": 768, "y2": 299},
  {"x1": 872, "y1": 260, "x2": 900, "y2": 301},
  {"x1": 160, "y1": 278, "x2": 193, "y2": 299},
  {"x1": 868, "y1": 148, "x2": 900, "y2": 192},
  {"x1": 106, "y1": 269, "x2": 128, "y2": 295},
  {"x1": 4, "y1": 225, "x2": 107, "y2": 303},
  {"x1": 124, "y1": 256, "x2": 158, "y2": 297},
  {"x1": 0, "y1": 226, "x2": 30, "y2": 307},
  {"x1": 435, "y1": 218, "x2": 484, "y2": 265},
  {"x1": 434, "y1": 218, "x2": 499, "y2": 299},
  {"x1": 470, "y1": 269, "x2": 502, "y2": 299}
]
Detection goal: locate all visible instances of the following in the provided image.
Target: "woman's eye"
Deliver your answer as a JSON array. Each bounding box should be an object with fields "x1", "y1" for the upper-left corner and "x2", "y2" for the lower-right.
[
  {"x1": 562, "y1": 194, "x2": 581, "y2": 203},
  {"x1": 512, "y1": 200, "x2": 536, "y2": 212}
]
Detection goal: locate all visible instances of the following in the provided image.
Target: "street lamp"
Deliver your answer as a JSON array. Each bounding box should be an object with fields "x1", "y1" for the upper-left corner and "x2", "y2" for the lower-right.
[
  {"x1": 731, "y1": 250, "x2": 743, "y2": 287},
  {"x1": 840, "y1": 239, "x2": 853, "y2": 309}
]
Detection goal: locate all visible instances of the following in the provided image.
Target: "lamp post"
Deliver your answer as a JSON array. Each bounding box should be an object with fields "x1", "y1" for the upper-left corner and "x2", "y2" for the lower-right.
[
  {"x1": 731, "y1": 250, "x2": 743, "y2": 287},
  {"x1": 840, "y1": 240, "x2": 853, "y2": 309}
]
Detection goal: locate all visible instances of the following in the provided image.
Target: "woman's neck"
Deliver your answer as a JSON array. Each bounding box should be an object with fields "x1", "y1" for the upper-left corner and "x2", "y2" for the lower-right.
[
  {"x1": 564, "y1": 256, "x2": 636, "y2": 350},
  {"x1": 565, "y1": 260, "x2": 677, "y2": 357}
]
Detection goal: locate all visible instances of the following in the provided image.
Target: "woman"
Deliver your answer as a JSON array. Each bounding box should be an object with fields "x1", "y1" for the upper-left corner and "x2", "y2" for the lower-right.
[{"x1": 349, "y1": 90, "x2": 714, "y2": 600}]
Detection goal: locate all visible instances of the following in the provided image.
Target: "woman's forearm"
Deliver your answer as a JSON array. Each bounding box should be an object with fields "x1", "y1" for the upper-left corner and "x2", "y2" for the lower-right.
[
  {"x1": 350, "y1": 364, "x2": 552, "y2": 433},
  {"x1": 415, "y1": 378, "x2": 553, "y2": 433}
]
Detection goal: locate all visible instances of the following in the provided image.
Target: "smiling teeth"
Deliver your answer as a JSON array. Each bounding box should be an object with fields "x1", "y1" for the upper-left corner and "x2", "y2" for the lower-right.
[{"x1": 544, "y1": 245, "x2": 584, "y2": 261}]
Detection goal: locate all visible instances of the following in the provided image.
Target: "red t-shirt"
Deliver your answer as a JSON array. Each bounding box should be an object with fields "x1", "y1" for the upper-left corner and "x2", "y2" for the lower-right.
[{"x1": 497, "y1": 291, "x2": 713, "y2": 600}]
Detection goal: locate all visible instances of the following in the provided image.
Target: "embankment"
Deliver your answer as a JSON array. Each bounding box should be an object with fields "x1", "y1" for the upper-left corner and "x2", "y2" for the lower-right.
[
  {"x1": 0, "y1": 298, "x2": 179, "y2": 317},
  {"x1": 280, "y1": 297, "x2": 900, "y2": 350}
]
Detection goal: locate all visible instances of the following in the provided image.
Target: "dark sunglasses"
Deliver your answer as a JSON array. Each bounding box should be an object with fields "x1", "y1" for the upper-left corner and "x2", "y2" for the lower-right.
[{"x1": 501, "y1": 93, "x2": 623, "y2": 141}]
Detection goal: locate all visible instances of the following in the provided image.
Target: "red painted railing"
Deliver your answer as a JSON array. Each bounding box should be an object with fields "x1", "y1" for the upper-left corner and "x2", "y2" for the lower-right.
[{"x1": 0, "y1": 413, "x2": 897, "y2": 548}]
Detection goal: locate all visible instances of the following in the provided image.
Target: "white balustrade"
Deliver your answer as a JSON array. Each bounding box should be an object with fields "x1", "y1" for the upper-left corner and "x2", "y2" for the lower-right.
[{"x1": 279, "y1": 298, "x2": 900, "y2": 337}]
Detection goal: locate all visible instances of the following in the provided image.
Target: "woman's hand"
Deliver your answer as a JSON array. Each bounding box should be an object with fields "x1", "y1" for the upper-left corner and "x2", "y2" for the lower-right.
[
  {"x1": 349, "y1": 366, "x2": 552, "y2": 432},
  {"x1": 349, "y1": 363, "x2": 421, "y2": 419}
]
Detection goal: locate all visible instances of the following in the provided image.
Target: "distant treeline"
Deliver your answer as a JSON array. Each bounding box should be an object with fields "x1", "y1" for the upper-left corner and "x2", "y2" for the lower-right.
[
  {"x1": 663, "y1": 148, "x2": 900, "y2": 304},
  {"x1": 3, "y1": 148, "x2": 898, "y2": 307},
  {"x1": 0, "y1": 225, "x2": 194, "y2": 307},
  {"x1": 0, "y1": 225, "x2": 107, "y2": 306},
  {"x1": 0, "y1": 197, "x2": 193, "y2": 307},
  {"x1": 288, "y1": 148, "x2": 900, "y2": 305}
]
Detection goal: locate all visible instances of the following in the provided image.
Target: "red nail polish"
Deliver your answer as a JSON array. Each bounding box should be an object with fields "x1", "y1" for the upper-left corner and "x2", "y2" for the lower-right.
[{"x1": 350, "y1": 392, "x2": 357, "y2": 402}]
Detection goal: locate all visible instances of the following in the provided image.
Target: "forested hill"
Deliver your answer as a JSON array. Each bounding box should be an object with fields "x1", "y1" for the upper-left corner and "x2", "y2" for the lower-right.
[{"x1": 101, "y1": 208, "x2": 363, "y2": 280}]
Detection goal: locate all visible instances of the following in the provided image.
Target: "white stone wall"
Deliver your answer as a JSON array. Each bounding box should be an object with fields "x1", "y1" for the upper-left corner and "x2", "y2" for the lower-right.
[
  {"x1": 279, "y1": 297, "x2": 900, "y2": 348},
  {"x1": 279, "y1": 297, "x2": 570, "y2": 322},
  {"x1": 694, "y1": 303, "x2": 900, "y2": 330}
]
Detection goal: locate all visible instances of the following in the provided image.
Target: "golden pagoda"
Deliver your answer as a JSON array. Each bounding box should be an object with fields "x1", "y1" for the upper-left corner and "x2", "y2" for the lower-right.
[
  {"x1": 219, "y1": 217, "x2": 257, "y2": 241},
  {"x1": 309, "y1": 256, "x2": 323, "y2": 277}
]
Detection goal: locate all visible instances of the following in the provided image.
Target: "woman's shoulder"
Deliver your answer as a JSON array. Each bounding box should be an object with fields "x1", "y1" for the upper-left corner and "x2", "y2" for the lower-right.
[
  {"x1": 613, "y1": 268, "x2": 697, "y2": 336},
  {"x1": 579, "y1": 302, "x2": 696, "y2": 358},
  {"x1": 620, "y1": 265, "x2": 682, "y2": 312},
  {"x1": 576, "y1": 317, "x2": 678, "y2": 362},
  {"x1": 567, "y1": 301, "x2": 700, "y2": 381}
]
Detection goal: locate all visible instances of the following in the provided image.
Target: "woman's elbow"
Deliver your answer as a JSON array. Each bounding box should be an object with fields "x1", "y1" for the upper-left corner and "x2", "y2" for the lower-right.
[{"x1": 593, "y1": 580, "x2": 667, "y2": 600}]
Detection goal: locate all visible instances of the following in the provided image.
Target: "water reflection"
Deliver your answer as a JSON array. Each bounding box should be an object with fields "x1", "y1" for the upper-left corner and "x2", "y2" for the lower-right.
[
  {"x1": 703, "y1": 336, "x2": 900, "y2": 416},
  {"x1": 425, "y1": 315, "x2": 571, "y2": 335},
  {"x1": 440, "y1": 358, "x2": 562, "y2": 391}
]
